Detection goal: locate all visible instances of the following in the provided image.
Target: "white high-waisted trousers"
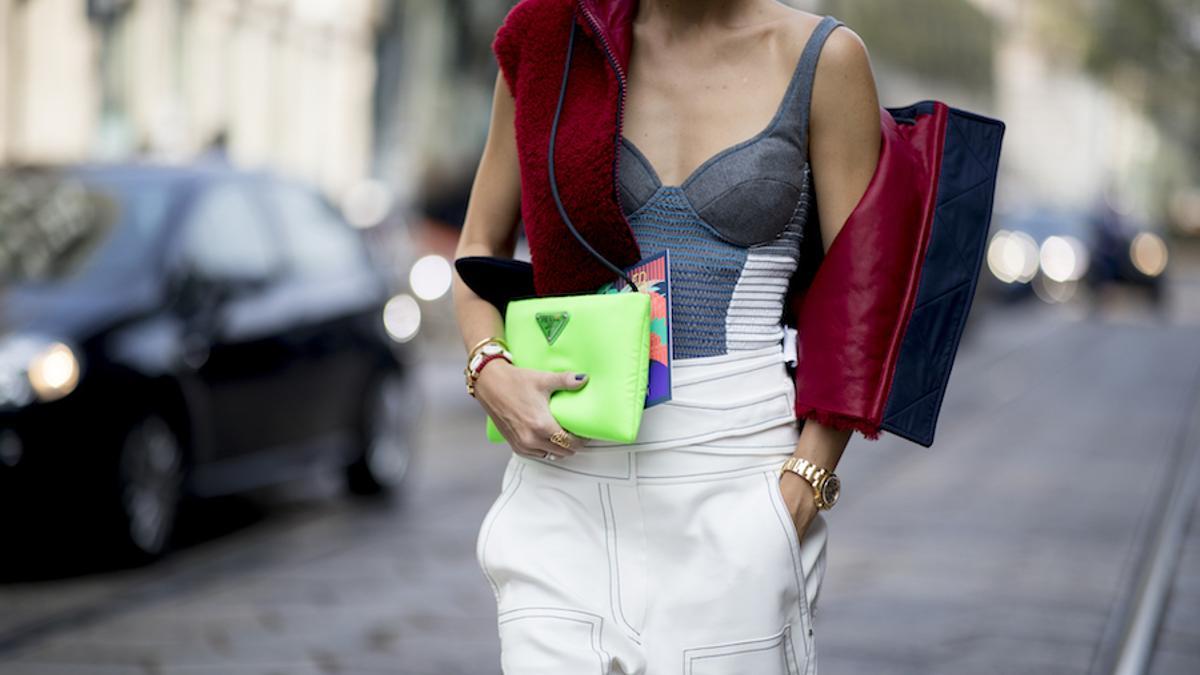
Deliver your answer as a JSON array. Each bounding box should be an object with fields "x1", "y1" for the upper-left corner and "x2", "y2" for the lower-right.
[{"x1": 475, "y1": 341, "x2": 828, "y2": 674}]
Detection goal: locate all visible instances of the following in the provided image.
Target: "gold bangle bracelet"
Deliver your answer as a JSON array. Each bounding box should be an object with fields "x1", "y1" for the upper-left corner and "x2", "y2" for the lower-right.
[
  {"x1": 467, "y1": 336, "x2": 509, "y2": 362},
  {"x1": 467, "y1": 336, "x2": 495, "y2": 357}
]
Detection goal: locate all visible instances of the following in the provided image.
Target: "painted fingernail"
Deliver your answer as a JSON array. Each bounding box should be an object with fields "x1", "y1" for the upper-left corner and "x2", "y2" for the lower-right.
[{"x1": 575, "y1": 373, "x2": 587, "y2": 381}]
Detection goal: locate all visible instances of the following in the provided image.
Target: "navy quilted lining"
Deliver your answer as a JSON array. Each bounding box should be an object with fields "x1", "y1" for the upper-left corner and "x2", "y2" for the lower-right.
[{"x1": 880, "y1": 104, "x2": 1005, "y2": 447}]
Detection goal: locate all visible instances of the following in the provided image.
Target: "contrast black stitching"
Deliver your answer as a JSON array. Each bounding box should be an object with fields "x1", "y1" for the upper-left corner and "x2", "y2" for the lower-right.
[
  {"x1": 636, "y1": 460, "x2": 786, "y2": 481},
  {"x1": 496, "y1": 606, "x2": 611, "y2": 675},
  {"x1": 599, "y1": 483, "x2": 643, "y2": 640},
  {"x1": 478, "y1": 462, "x2": 526, "y2": 600},
  {"x1": 782, "y1": 623, "x2": 802, "y2": 674},
  {"x1": 683, "y1": 623, "x2": 795, "y2": 674},
  {"x1": 762, "y1": 471, "x2": 813, "y2": 660}
]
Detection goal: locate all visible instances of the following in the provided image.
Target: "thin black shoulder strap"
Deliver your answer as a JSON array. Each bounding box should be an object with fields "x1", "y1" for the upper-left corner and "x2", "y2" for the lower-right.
[{"x1": 548, "y1": 13, "x2": 637, "y2": 289}]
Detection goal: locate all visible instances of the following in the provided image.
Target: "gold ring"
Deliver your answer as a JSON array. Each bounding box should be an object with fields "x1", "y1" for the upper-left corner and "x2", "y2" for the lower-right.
[{"x1": 549, "y1": 430, "x2": 572, "y2": 449}]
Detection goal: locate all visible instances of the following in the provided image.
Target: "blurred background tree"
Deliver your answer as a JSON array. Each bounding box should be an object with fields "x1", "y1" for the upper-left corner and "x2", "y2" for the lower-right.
[
  {"x1": 821, "y1": 0, "x2": 996, "y2": 94},
  {"x1": 1088, "y1": 0, "x2": 1200, "y2": 176},
  {"x1": 1034, "y1": 0, "x2": 1200, "y2": 184}
]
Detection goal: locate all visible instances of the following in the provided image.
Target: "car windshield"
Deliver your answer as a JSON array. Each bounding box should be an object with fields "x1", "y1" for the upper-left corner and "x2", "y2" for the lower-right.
[{"x1": 0, "y1": 168, "x2": 176, "y2": 288}]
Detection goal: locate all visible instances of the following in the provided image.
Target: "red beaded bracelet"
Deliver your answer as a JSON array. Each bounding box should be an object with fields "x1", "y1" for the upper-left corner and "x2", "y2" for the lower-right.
[{"x1": 464, "y1": 346, "x2": 513, "y2": 398}]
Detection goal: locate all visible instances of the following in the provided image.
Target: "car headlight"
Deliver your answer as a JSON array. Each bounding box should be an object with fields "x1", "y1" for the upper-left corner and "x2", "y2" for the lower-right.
[
  {"x1": 1039, "y1": 235, "x2": 1089, "y2": 282},
  {"x1": 382, "y1": 293, "x2": 421, "y2": 343},
  {"x1": 987, "y1": 229, "x2": 1039, "y2": 284},
  {"x1": 409, "y1": 254, "x2": 453, "y2": 301},
  {"x1": 0, "y1": 334, "x2": 82, "y2": 407},
  {"x1": 1130, "y1": 232, "x2": 1168, "y2": 277}
]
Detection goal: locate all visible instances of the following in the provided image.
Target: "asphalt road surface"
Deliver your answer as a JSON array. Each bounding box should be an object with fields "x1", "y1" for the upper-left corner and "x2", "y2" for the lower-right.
[{"x1": 2, "y1": 254, "x2": 1199, "y2": 674}]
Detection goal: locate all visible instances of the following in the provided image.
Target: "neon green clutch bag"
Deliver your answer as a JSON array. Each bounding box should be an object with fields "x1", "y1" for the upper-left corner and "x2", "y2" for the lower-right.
[{"x1": 486, "y1": 291, "x2": 651, "y2": 444}]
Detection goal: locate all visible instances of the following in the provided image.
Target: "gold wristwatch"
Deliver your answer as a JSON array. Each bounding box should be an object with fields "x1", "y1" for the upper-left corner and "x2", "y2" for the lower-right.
[
  {"x1": 463, "y1": 338, "x2": 512, "y2": 398},
  {"x1": 779, "y1": 456, "x2": 841, "y2": 510}
]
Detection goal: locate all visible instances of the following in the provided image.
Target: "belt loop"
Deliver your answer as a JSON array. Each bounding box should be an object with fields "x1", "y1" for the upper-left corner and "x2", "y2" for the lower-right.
[{"x1": 782, "y1": 327, "x2": 798, "y2": 368}]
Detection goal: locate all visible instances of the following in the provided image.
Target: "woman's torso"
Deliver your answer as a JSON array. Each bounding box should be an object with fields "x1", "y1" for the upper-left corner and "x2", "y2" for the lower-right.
[
  {"x1": 617, "y1": 13, "x2": 842, "y2": 360},
  {"x1": 577, "y1": 14, "x2": 845, "y2": 454}
]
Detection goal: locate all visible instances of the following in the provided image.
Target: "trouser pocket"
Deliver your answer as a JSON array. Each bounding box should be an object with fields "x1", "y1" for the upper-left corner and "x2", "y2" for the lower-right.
[
  {"x1": 763, "y1": 470, "x2": 817, "y2": 659},
  {"x1": 683, "y1": 622, "x2": 802, "y2": 675},
  {"x1": 496, "y1": 607, "x2": 611, "y2": 674}
]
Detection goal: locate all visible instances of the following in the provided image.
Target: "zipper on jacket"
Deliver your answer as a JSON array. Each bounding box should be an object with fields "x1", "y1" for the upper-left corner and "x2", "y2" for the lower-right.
[{"x1": 575, "y1": 0, "x2": 635, "y2": 246}]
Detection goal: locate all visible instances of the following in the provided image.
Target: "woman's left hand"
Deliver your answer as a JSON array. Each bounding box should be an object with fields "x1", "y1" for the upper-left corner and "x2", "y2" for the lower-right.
[{"x1": 778, "y1": 471, "x2": 820, "y2": 541}]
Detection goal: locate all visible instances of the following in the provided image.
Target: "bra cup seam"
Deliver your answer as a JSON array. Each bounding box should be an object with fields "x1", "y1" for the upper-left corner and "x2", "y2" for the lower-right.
[
  {"x1": 677, "y1": 192, "x2": 747, "y2": 248},
  {"x1": 624, "y1": 184, "x2": 669, "y2": 221},
  {"x1": 629, "y1": 187, "x2": 750, "y2": 251},
  {"x1": 622, "y1": 166, "x2": 814, "y2": 249},
  {"x1": 692, "y1": 178, "x2": 805, "y2": 247},
  {"x1": 743, "y1": 172, "x2": 811, "y2": 252},
  {"x1": 752, "y1": 208, "x2": 805, "y2": 250},
  {"x1": 620, "y1": 136, "x2": 663, "y2": 189},
  {"x1": 690, "y1": 175, "x2": 804, "y2": 215},
  {"x1": 677, "y1": 130, "x2": 774, "y2": 191},
  {"x1": 618, "y1": 182, "x2": 645, "y2": 216},
  {"x1": 621, "y1": 129, "x2": 806, "y2": 206}
]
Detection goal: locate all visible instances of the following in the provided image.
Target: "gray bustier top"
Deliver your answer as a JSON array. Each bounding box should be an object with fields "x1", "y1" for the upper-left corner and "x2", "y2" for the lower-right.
[{"x1": 618, "y1": 15, "x2": 843, "y2": 359}]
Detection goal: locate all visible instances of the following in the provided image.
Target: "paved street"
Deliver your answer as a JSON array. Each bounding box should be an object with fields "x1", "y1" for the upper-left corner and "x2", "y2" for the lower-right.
[
  {"x1": 1, "y1": 250, "x2": 1199, "y2": 674},
  {"x1": 1153, "y1": 490, "x2": 1200, "y2": 674}
]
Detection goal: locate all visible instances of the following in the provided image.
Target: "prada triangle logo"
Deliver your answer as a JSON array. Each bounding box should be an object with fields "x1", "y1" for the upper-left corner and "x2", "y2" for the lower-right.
[{"x1": 535, "y1": 311, "x2": 570, "y2": 345}]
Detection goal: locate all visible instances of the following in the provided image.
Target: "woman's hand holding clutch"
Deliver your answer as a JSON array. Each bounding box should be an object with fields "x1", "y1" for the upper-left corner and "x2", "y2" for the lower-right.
[{"x1": 474, "y1": 361, "x2": 588, "y2": 460}]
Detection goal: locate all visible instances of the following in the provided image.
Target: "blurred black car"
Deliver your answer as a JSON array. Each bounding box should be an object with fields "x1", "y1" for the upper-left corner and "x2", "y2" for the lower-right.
[
  {"x1": 0, "y1": 163, "x2": 419, "y2": 560},
  {"x1": 982, "y1": 204, "x2": 1168, "y2": 306},
  {"x1": 1085, "y1": 198, "x2": 1169, "y2": 305}
]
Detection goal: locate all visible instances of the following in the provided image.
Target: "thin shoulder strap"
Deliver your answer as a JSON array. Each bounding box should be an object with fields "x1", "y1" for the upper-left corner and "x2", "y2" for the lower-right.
[{"x1": 783, "y1": 14, "x2": 844, "y2": 155}]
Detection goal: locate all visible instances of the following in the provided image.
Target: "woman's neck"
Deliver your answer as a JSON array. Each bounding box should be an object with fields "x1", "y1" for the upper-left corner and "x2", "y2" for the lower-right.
[{"x1": 636, "y1": 0, "x2": 775, "y2": 33}]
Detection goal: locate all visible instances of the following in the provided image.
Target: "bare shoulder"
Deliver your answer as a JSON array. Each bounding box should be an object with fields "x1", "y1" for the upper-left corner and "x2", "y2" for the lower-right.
[
  {"x1": 774, "y1": 7, "x2": 874, "y2": 85},
  {"x1": 815, "y1": 23, "x2": 875, "y2": 91},
  {"x1": 804, "y1": 19, "x2": 879, "y2": 136}
]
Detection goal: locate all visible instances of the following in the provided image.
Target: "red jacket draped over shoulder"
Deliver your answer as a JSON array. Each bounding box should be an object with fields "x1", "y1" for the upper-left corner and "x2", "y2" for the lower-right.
[{"x1": 490, "y1": 0, "x2": 1004, "y2": 446}]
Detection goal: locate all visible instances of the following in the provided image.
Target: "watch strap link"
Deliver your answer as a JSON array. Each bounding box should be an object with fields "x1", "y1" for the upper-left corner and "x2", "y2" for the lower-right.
[{"x1": 779, "y1": 456, "x2": 839, "y2": 510}]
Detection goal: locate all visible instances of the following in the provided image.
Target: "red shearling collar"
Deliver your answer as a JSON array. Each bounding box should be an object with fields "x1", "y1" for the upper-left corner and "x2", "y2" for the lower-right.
[{"x1": 577, "y1": 0, "x2": 636, "y2": 70}]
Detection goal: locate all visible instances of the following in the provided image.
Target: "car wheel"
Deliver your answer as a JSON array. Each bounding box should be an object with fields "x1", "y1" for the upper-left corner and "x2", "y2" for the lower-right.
[
  {"x1": 346, "y1": 370, "x2": 418, "y2": 496},
  {"x1": 114, "y1": 413, "x2": 184, "y2": 560}
]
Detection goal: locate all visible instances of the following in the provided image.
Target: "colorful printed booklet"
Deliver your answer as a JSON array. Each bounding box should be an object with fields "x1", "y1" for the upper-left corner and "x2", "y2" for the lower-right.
[{"x1": 596, "y1": 250, "x2": 672, "y2": 407}]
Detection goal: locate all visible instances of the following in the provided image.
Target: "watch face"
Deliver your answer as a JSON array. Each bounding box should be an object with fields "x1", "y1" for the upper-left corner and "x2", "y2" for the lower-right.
[{"x1": 821, "y1": 475, "x2": 840, "y2": 507}]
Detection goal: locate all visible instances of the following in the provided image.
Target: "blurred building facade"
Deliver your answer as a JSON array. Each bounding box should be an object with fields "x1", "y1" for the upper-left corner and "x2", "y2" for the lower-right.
[
  {"x1": 969, "y1": 0, "x2": 1184, "y2": 228},
  {"x1": 0, "y1": 0, "x2": 378, "y2": 198},
  {"x1": 370, "y1": 0, "x2": 508, "y2": 217}
]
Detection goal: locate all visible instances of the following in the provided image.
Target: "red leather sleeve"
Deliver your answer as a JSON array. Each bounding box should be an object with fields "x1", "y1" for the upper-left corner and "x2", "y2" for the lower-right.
[{"x1": 789, "y1": 105, "x2": 946, "y2": 440}]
